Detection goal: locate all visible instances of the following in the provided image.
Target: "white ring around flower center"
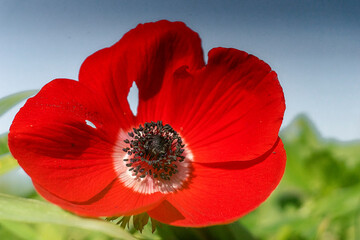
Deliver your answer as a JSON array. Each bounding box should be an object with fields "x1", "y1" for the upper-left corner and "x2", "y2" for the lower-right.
[{"x1": 112, "y1": 130, "x2": 193, "y2": 195}]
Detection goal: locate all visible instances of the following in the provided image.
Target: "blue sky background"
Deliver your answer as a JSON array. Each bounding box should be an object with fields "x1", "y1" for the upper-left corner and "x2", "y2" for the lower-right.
[{"x1": 0, "y1": 0, "x2": 359, "y2": 141}]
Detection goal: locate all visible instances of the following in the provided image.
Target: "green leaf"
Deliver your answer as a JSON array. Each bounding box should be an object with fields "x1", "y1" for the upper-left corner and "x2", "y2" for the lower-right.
[
  {"x1": 0, "y1": 220, "x2": 120, "y2": 240},
  {"x1": 0, "y1": 153, "x2": 18, "y2": 175},
  {"x1": 0, "y1": 221, "x2": 38, "y2": 240},
  {"x1": 0, "y1": 193, "x2": 135, "y2": 240},
  {"x1": 0, "y1": 134, "x2": 9, "y2": 155},
  {"x1": 0, "y1": 90, "x2": 38, "y2": 117},
  {"x1": 0, "y1": 222, "x2": 24, "y2": 240}
]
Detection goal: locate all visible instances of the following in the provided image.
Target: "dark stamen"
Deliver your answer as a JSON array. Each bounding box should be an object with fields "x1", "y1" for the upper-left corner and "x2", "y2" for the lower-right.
[{"x1": 122, "y1": 121, "x2": 185, "y2": 180}]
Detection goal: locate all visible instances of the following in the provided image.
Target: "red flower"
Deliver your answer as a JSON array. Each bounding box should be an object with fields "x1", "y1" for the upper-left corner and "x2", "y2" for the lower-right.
[{"x1": 8, "y1": 20, "x2": 286, "y2": 227}]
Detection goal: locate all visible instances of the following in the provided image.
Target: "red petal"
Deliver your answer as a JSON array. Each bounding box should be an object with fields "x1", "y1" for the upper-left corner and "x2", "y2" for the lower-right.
[
  {"x1": 79, "y1": 47, "x2": 135, "y2": 123},
  {"x1": 148, "y1": 138, "x2": 286, "y2": 227},
  {"x1": 124, "y1": 21, "x2": 204, "y2": 99},
  {"x1": 123, "y1": 21, "x2": 205, "y2": 122},
  {"x1": 33, "y1": 180, "x2": 164, "y2": 217},
  {"x1": 80, "y1": 20, "x2": 204, "y2": 123},
  {"x1": 139, "y1": 47, "x2": 285, "y2": 162},
  {"x1": 8, "y1": 79, "x2": 129, "y2": 202}
]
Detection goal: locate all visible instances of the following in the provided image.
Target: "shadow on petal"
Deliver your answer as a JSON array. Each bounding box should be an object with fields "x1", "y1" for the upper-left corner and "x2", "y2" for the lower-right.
[
  {"x1": 148, "y1": 200, "x2": 186, "y2": 222},
  {"x1": 197, "y1": 138, "x2": 281, "y2": 170}
]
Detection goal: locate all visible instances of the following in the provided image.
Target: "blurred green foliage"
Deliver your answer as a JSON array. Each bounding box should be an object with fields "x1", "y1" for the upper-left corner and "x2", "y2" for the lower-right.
[
  {"x1": 240, "y1": 114, "x2": 360, "y2": 240},
  {"x1": 0, "y1": 91, "x2": 359, "y2": 239}
]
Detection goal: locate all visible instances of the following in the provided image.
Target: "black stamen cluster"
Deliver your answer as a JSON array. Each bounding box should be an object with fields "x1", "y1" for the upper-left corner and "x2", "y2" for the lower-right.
[{"x1": 122, "y1": 121, "x2": 185, "y2": 180}]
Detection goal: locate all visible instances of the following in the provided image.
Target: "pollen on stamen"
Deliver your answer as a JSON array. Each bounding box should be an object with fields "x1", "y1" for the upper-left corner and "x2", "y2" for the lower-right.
[{"x1": 112, "y1": 121, "x2": 192, "y2": 194}]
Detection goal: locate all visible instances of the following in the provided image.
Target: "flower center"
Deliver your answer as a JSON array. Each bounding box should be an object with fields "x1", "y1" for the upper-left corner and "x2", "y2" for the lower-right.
[{"x1": 122, "y1": 121, "x2": 185, "y2": 181}]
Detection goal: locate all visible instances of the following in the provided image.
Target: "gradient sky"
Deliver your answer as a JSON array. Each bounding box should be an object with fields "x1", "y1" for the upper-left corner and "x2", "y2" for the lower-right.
[{"x1": 0, "y1": 0, "x2": 359, "y2": 141}]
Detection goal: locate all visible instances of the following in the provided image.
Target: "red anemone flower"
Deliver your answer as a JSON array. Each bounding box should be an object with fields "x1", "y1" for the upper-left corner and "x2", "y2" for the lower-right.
[{"x1": 8, "y1": 20, "x2": 286, "y2": 227}]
